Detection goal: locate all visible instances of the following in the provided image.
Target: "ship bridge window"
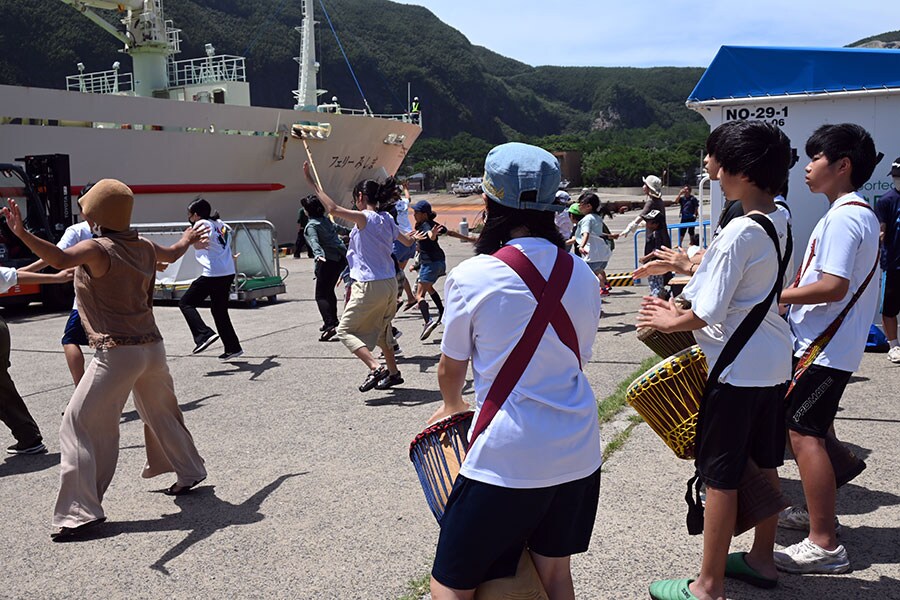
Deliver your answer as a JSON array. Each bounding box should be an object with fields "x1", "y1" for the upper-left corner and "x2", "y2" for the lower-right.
[{"x1": 213, "y1": 89, "x2": 226, "y2": 104}]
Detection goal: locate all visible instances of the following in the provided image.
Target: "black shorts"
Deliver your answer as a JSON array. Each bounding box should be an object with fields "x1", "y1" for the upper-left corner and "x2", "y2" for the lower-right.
[
  {"x1": 695, "y1": 382, "x2": 786, "y2": 490},
  {"x1": 785, "y1": 361, "x2": 852, "y2": 438},
  {"x1": 883, "y1": 269, "x2": 900, "y2": 318},
  {"x1": 61, "y1": 309, "x2": 89, "y2": 346},
  {"x1": 431, "y1": 468, "x2": 601, "y2": 591}
]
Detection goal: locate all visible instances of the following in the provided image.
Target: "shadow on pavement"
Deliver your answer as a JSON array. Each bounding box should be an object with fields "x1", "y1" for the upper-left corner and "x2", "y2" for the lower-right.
[
  {"x1": 364, "y1": 387, "x2": 442, "y2": 408},
  {"x1": 597, "y1": 323, "x2": 638, "y2": 336},
  {"x1": 65, "y1": 473, "x2": 307, "y2": 574},
  {"x1": 121, "y1": 394, "x2": 222, "y2": 425},
  {"x1": 398, "y1": 354, "x2": 440, "y2": 373},
  {"x1": 779, "y1": 479, "x2": 900, "y2": 517},
  {"x1": 0, "y1": 452, "x2": 60, "y2": 478},
  {"x1": 204, "y1": 356, "x2": 281, "y2": 381},
  {"x1": 731, "y1": 575, "x2": 900, "y2": 598}
]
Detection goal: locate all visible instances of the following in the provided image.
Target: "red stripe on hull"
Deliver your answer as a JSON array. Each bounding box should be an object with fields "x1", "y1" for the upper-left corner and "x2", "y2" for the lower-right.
[{"x1": 71, "y1": 183, "x2": 286, "y2": 195}]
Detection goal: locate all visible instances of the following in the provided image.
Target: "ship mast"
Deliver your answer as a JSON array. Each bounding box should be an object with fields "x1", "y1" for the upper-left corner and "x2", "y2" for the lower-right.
[
  {"x1": 60, "y1": 0, "x2": 174, "y2": 97},
  {"x1": 293, "y1": 0, "x2": 322, "y2": 111}
]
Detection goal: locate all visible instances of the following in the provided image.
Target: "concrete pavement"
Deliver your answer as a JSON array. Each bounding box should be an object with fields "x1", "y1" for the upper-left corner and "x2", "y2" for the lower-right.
[{"x1": 0, "y1": 202, "x2": 897, "y2": 599}]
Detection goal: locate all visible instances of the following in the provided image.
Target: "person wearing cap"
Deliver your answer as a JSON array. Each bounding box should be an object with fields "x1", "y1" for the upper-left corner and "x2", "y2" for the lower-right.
[
  {"x1": 411, "y1": 97, "x2": 421, "y2": 124},
  {"x1": 427, "y1": 142, "x2": 602, "y2": 599},
  {"x1": 876, "y1": 156, "x2": 900, "y2": 363},
  {"x1": 619, "y1": 174, "x2": 667, "y2": 237},
  {"x1": 410, "y1": 199, "x2": 447, "y2": 341},
  {"x1": 637, "y1": 209, "x2": 672, "y2": 298},
  {"x1": 554, "y1": 190, "x2": 573, "y2": 239},
  {"x1": 2, "y1": 180, "x2": 209, "y2": 541},
  {"x1": 0, "y1": 267, "x2": 73, "y2": 456}
]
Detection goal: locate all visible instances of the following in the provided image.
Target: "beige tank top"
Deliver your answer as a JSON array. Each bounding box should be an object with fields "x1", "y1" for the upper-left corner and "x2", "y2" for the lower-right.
[{"x1": 75, "y1": 231, "x2": 162, "y2": 349}]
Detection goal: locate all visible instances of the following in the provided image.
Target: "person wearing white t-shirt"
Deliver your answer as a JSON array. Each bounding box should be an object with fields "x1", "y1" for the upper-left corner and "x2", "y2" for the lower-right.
[
  {"x1": 21, "y1": 219, "x2": 93, "y2": 384},
  {"x1": 179, "y1": 198, "x2": 243, "y2": 360},
  {"x1": 776, "y1": 124, "x2": 882, "y2": 576},
  {"x1": 427, "y1": 143, "x2": 603, "y2": 599},
  {"x1": 0, "y1": 266, "x2": 72, "y2": 455},
  {"x1": 639, "y1": 121, "x2": 793, "y2": 600}
]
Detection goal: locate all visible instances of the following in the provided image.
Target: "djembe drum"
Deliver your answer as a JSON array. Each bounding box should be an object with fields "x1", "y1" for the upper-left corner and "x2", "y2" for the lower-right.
[
  {"x1": 636, "y1": 327, "x2": 696, "y2": 359},
  {"x1": 626, "y1": 346, "x2": 789, "y2": 534},
  {"x1": 409, "y1": 412, "x2": 548, "y2": 600}
]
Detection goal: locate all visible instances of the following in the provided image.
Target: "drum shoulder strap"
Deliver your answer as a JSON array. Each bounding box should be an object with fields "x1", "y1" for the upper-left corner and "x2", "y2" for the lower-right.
[
  {"x1": 467, "y1": 246, "x2": 576, "y2": 448},
  {"x1": 705, "y1": 213, "x2": 786, "y2": 390}
]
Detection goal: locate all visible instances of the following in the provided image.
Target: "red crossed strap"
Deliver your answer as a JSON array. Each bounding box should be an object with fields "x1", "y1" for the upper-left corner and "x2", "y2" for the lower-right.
[{"x1": 467, "y1": 245, "x2": 579, "y2": 448}]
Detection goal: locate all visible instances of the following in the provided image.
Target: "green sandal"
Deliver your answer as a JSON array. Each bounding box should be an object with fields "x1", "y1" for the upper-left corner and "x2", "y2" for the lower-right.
[
  {"x1": 725, "y1": 552, "x2": 778, "y2": 589},
  {"x1": 648, "y1": 578, "x2": 698, "y2": 600}
]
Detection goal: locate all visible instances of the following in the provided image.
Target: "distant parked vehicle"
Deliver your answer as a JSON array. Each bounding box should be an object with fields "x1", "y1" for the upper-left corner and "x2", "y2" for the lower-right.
[{"x1": 451, "y1": 177, "x2": 482, "y2": 197}]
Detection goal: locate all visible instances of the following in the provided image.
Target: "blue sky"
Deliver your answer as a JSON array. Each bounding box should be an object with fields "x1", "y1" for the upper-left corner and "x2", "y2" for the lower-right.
[{"x1": 393, "y1": 1, "x2": 891, "y2": 67}]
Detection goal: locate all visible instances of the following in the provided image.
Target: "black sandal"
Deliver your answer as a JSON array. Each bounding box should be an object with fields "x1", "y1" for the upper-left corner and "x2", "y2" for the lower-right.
[
  {"x1": 50, "y1": 517, "x2": 107, "y2": 542},
  {"x1": 164, "y1": 477, "x2": 206, "y2": 496}
]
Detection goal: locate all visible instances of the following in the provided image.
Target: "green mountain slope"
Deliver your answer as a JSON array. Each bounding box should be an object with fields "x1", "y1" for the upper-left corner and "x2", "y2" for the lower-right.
[{"x1": 0, "y1": 0, "x2": 705, "y2": 143}]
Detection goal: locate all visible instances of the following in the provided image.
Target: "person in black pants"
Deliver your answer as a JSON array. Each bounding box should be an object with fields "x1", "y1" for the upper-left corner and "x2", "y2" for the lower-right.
[
  {"x1": 179, "y1": 198, "x2": 243, "y2": 360},
  {"x1": 301, "y1": 194, "x2": 348, "y2": 341}
]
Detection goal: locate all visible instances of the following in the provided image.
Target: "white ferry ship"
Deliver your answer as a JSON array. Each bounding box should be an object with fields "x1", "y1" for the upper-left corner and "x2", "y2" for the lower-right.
[{"x1": 0, "y1": 0, "x2": 422, "y2": 243}]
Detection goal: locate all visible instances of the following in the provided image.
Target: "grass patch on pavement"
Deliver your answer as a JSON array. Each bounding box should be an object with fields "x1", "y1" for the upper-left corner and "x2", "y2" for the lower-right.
[
  {"x1": 398, "y1": 572, "x2": 431, "y2": 600},
  {"x1": 597, "y1": 355, "x2": 658, "y2": 424}
]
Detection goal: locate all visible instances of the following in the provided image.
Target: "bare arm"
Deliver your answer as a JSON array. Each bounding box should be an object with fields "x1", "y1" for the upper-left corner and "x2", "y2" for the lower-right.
[
  {"x1": 16, "y1": 269, "x2": 75, "y2": 285},
  {"x1": 153, "y1": 225, "x2": 209, "y2": 264},
  {"x1": 19, "y1": 258, "x2": 49, "y2": 273},
  {"x1": 2, "y1": 199, "x2": 107, "y2": 273},
  {"x1": 303, "y1": 161, "x2": 368, "y2": 229},
  {"x1": 633, "y1": 246, "x2": 695, "y2": 278},
  {"x1": 428, "y1": 354, "x2": 470, "y2": 424},
  {"x1": 780, "y1": 273, "x2": 850, "y2": 305}
]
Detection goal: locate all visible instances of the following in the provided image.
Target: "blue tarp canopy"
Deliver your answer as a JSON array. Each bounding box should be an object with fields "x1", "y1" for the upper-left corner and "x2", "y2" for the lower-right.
[{"x1": 689, "y1": 46, "x2": 900, "y2": 103}]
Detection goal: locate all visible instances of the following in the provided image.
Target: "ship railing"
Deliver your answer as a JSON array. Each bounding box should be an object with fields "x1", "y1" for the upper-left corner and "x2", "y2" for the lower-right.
[
  {"x1": 66, "y1": 70, "x2": 135, "y2": 95},
  {"x1": 167, "y1": 55, "x2": 247, "y2": 87},
  {"x1": 314, "y1": 104, "x2": 421, "y2": 124}
]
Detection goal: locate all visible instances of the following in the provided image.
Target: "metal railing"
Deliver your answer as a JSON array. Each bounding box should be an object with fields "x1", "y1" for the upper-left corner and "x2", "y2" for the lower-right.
[
  {"x1": 167, "y1": 55, "x2": 247, "y2": 87},
  {"x1": 66, "y1": 70, "x2": 134, "y2": 95}
]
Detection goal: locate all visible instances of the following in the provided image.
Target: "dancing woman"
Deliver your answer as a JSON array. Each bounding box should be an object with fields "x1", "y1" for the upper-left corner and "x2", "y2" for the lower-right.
[
  {"x1": 303, "y1": 164, "x2": 415, "y2": 392},
  {"x1": 179, "y1": 197, "x2": 243, "y2": 360},
  {"x1": 3, "y1": 180, "x2": 208, "y2": 540}
]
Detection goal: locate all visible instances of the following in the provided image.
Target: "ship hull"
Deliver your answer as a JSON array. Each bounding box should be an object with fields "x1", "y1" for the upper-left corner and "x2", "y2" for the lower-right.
[{"x1": 0, "y1": 84, "x2": 421, "y2": 242}]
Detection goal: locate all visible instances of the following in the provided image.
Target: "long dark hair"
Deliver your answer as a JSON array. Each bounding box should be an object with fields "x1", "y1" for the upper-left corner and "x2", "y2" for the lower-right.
[
  {"x1": 352, "y1": 177, "x2": 398, "y2": 213},
  {"x1": 188, "y1": 197, "x2": 220, "y2": 220},
  {"x1": 474, "y1": 195, "x2": 566, "y2": 255}
]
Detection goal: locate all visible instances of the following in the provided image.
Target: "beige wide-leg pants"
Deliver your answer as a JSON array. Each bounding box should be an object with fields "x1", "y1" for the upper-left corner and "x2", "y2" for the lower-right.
[{"x1": 53, "y1": 341, "x2": 207, "y2": 528}]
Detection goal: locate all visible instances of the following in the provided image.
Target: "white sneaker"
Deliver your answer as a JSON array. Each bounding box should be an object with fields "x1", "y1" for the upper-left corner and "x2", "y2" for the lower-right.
[
  {"x1": 778, "y1": 505, "x2": 842, "y2": 534},
  {"x1": 774, "y1": 538, "x2": 850, "y2": 574},
  {"x1": 888, "y1": 346, "x2": 900, "y2": 364}
]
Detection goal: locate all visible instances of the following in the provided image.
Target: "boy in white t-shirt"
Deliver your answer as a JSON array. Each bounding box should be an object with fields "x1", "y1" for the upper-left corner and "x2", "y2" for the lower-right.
[
  {"x1": 639, "y1": 120, "x2": 793, "y2": 600},
  {"x1": 775, "y1": 124, "x2": 881, "y2": 575}
]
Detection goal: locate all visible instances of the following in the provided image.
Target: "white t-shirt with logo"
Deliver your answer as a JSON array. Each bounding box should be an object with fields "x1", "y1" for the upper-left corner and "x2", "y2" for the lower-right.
[
  {"x1": 440, "y1": 237, "x2": 603, "y2": 489},
  {"x1": 788, "y1": 192, "x2": 881, "y2": 373},
  {"x1": 194, "y1": 219, "x2": 236, "y2": 277},
  {"x1": 683, "y1": 209, "x2": 793, "y2": 386}
]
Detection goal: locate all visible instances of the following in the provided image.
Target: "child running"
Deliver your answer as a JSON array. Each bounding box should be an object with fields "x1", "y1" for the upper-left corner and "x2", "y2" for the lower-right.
[
  {"x1": 410, "y1": 200, "x2": 447, "y2": 341},
  {"x1": 638, "y1": 120, "x2": 793, "y2": 600}
]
